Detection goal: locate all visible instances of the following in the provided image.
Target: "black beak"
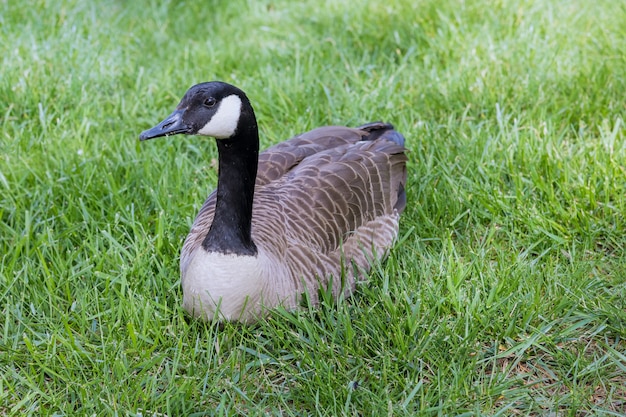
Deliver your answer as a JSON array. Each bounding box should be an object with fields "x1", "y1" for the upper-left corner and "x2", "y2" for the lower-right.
[{"x1": 139, "y1": 109, "x2": 190, "y2": 141}]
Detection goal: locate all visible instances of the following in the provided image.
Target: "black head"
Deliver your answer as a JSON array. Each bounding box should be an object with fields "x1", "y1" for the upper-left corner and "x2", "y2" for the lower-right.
[{"x1": 139, "y1": 81, "x2": 251, "y2": 141}]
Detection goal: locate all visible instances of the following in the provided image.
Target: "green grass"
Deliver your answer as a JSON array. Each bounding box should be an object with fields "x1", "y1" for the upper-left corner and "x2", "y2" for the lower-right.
[{"x1": 1, "y1": 0, "x2": 625, "y2": 415}]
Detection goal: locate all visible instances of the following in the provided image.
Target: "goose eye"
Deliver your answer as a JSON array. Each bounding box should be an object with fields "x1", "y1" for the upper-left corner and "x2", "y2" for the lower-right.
[{"x1": 203, "y1": 97, "x2": 217, "y2": 108}]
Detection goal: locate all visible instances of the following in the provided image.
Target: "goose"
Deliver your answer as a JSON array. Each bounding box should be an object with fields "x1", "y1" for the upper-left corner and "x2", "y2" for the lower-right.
[{"x1": 140, "y1": 81, "x2": 407, "y2": 322}]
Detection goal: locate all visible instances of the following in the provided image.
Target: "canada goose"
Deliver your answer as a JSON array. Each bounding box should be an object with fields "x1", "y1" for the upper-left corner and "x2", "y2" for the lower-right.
[{"x1": 140, "y1": 81, "x2": 407, "y2": 322}]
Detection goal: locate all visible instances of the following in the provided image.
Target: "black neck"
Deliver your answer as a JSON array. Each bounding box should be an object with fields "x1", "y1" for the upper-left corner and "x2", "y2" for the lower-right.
[{"x1": 201, "y1": 110, "x2": 259, "y2": 256}]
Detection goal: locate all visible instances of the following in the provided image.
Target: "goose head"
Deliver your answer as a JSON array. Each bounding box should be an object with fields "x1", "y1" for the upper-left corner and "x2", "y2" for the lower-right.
[
  {"x1": 139, "y1": 81, "x2": 254, "y2": 141},
  {"x1": 140, "y1": 81, "x2": 260, "y2": 257}
]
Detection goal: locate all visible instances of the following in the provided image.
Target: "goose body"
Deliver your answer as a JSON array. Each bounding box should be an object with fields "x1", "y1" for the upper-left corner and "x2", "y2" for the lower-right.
[{"x1": 140, "y1": 82, "x2": 407, "y2": 322}]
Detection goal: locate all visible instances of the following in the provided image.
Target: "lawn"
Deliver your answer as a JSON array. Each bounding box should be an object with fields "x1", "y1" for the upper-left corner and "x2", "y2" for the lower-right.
[{"x1": 1, "y1": 0, "x2": 625, "y2": 415}]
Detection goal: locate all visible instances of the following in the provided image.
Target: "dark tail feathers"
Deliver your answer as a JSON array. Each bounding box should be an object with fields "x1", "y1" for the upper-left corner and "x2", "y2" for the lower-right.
[{"x1": 356, "y1": 121, "x2": 406, "y2": 147}]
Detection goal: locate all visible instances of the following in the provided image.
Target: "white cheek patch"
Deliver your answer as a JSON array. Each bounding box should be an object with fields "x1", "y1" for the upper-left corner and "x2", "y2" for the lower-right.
[{"x1": 197, "y1": 94, "x2": 242, "y2": 139}]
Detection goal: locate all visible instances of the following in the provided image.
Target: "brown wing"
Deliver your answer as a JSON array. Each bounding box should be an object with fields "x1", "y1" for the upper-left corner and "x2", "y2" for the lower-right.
[
  {"x1": 253, "y1": 138, "x2": 407, "y2": 297},
  {"x1": 255, "y1": 126, "x2": 369, "y2": 185},
  {"x1": 273, "y1": 139, "x2": 406, "y2": 250}
]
